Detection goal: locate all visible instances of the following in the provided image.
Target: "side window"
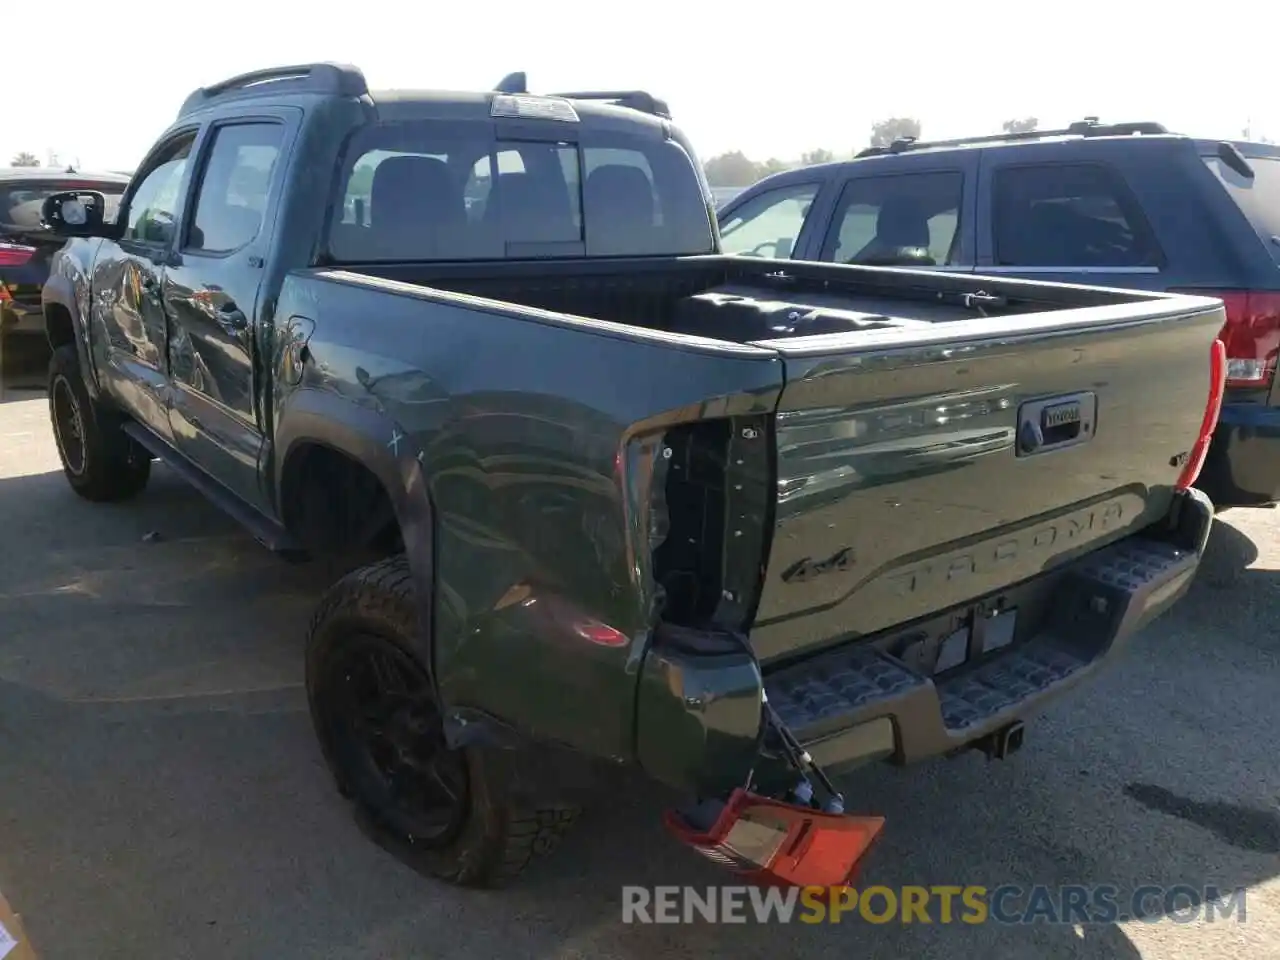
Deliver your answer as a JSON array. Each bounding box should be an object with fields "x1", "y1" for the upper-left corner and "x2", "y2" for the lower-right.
[
  {"x1": 123, "y1": 134, "x2": 196, "y2": 245},
  {"x1": 718, "y1": 183, "x2": 819, "y2": 259},
  {"x1": 992, "y1": 163, "x2": 1160, "y2": 268},
  {"x1": 187, "y1": 123, "x2": 284, "y2": 254},
  {"x1": 822, "y1": 171, "x2": 964, "y2": 266}
]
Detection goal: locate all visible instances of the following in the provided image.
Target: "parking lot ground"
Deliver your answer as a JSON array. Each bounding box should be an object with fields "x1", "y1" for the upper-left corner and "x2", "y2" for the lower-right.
[{"x1": 0, "y1": 389, "x2": 1278, "y2": 960}]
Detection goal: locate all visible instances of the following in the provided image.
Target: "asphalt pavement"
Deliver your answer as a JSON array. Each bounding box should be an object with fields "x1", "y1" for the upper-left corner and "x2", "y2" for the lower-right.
[{"x1": 0, "y1": 371, "x2": 1277, "y2": 959}]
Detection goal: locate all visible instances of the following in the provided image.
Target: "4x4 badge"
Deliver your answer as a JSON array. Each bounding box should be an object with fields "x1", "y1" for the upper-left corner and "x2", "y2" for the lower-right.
[{"x1": 781, "y1": 547, "x2": 855, "y2": 584}]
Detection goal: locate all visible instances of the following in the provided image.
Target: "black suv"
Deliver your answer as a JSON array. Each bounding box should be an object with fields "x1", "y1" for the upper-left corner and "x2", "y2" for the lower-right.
[
  {"x1": 2, "y1": 167, "x2": 130, "y2": 338},
  {"x1": 716, "y1": 120, "x2": 1280, "y2": 509}
]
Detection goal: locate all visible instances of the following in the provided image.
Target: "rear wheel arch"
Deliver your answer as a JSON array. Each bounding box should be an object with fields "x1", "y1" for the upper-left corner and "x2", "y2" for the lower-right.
[
  {"x1": 44, "y1": 302, "x2": 75, "y2": 351},
  {"x1": 273, "y1": 390, "x2": 437, "y2": 662}
]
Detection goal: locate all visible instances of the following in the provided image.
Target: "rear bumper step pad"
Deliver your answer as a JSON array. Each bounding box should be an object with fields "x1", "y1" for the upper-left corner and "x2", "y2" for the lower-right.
[{"x1": 765, "y1": 534, "x2": 1202, "y2": 770}]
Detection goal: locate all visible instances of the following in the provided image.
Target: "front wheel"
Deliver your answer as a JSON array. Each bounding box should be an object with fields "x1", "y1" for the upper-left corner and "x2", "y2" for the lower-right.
[
  {"x1": 48, "y1": 345, "x2": 150, "y2": 502},
  {"x1": 306, "y1": 555, "x2": 579, "y2": 888}
]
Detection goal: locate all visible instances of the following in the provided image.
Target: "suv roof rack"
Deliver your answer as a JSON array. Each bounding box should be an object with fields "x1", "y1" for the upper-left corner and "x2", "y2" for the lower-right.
[
  {"x1": 177, "y1": 62, "x2": 368, "y2": 119},
  {"x1": 854, "y1": 117, "x2": 1172, "y2": 158},
  {"x1": 491, "y1": 72, "x2": 670, "y2": 119}
]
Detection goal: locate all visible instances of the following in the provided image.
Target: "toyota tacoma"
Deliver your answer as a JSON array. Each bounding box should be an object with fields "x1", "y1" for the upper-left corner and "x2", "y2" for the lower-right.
[{"x1": 40, "y1": 63, "x2": 1224, "y2": 888}]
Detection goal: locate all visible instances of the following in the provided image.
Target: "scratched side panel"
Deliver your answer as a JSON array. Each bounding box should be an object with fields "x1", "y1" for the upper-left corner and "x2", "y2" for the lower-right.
[{"x1": 750, "y1": 305, "x2": 1224, "y2": 664}]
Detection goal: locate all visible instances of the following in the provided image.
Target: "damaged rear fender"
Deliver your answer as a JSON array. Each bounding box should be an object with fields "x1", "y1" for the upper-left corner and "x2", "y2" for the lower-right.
[{"x1": 273, "y1": 387, "x2": 437, "y2": 670}]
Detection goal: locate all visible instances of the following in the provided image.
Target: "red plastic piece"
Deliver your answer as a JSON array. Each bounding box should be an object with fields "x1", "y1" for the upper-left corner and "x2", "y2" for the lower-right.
[
  {"x1": 1175, "y1": 337, "x2": 1227, "y2": 492},
  {"x1": 664, "y1": 788, "x2": 884, "y2": 889}
]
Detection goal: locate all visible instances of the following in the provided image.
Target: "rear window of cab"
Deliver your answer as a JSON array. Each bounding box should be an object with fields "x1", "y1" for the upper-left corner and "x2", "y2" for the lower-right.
[{"x1": 325, "y1": 118, "x2": 716, "y2": 262}]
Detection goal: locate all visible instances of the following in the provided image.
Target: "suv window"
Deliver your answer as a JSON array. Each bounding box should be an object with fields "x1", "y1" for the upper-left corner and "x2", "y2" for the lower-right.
[
  {"x1": 718, "y1": 182, "x2": 819, "y2": 259},
  {"x1": 822, "y1": 172, "x2": 963, "y2": 266},
  {"x1": 1203, "y1": 152, "x2": 1280, "y2": 265},
  {"x1": 123, "y1": 134, "x2": 195, "y2": 245},
  {"x1": 187, "y1": 123, "x2": 284, "y2": 254},
  {"x1": 993, "y1": 163, "x2": 1160, "y2": 268},
  {"x1": 327, "y1": 119, "x2": 714, "y2": 262}
]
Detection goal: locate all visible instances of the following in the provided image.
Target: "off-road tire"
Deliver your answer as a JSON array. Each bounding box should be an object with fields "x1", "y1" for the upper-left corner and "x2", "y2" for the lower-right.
[
  {"x1": 306, "y1": 555, "x2": 580, "y2": 888},
  {"x1": 48, "y1": 345, "x2": 151, "y2": 502}
]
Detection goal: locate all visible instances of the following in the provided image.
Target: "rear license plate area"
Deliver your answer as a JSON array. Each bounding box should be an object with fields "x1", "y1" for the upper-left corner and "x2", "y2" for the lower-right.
[{"x1": 898, "y1": 605, "x2": 1019, "y2": 676}]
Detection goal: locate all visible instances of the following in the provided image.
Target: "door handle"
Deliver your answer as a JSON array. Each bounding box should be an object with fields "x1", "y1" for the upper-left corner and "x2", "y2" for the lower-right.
[{"x1": 215, "y1": 301, "x2": 249, "y2": 334}]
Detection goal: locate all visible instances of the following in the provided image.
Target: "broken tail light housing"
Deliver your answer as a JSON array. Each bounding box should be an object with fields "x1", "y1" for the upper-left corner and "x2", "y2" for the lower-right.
[
  {"x1": 1175, "y1": 338, "x2": 1227, "y2": 492},
  {"x1": 664, "y1": 789, "x2": 884, "y2": 889}
]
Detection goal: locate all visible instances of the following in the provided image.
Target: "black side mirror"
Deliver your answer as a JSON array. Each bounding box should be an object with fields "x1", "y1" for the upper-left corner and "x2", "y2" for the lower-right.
[{"x1": 40, "y1": 190, "x2": 114, "y2": 238}]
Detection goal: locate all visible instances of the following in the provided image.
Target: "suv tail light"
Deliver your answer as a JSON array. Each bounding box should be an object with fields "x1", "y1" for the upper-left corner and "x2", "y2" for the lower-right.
[
  {"x1": 0, "y1": 243, "x2": 35, "y2": 267},
  {"x1": 1176, "y1": 338, "x2": 1227, "y2": 492},
  {"x1": 1173, "y1": 290, "x2": 1280, "y2": 387}
]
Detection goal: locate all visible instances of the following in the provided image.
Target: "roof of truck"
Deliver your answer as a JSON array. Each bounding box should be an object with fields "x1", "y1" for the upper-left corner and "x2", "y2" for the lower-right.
[
  {"x1": 366, "y1": 88, "x2": 670, "y2": 135},
  {"x1": 176, "y1": 63, "x2": 672, "y2": 136}
]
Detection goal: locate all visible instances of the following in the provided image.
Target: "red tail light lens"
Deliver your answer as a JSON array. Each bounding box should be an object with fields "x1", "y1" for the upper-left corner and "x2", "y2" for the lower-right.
[
  {"x1": 0, "y1": 243, "x2": 35, "y2": 267},
  {"x1": 1174, "y1": 290, "x2": 1280, "y2": 387},
  {"x1": 1176, "y1": 338, "x2": 1227, "y2": 492}
]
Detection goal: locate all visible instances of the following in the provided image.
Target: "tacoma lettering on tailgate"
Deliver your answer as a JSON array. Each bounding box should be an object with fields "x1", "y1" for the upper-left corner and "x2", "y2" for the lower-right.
[{"x1": 886, "y1": 500, "x2": 1125, "y2": 597}]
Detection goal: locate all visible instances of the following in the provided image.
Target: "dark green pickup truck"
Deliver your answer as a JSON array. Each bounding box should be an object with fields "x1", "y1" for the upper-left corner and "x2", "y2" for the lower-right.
[{"x1": 40, "y1": 63, "x2": 1225, "y2": 888}]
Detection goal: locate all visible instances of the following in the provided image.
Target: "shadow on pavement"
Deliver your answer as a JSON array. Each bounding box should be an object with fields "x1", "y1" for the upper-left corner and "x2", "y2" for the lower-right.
[{"x1": 0, "y1": 461, "x2": 1275, "y2": 960}]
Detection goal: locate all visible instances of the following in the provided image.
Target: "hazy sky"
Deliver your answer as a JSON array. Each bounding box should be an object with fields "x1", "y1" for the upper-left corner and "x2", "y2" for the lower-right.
[{"x1": 5, "y1": 0, "x2": 1277, "y2": 172}]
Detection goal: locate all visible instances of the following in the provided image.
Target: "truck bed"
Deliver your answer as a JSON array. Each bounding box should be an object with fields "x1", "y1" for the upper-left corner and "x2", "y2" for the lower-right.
[
  {"x1": 349, "y1": 255, "x2": 1157, "y2": 345},
  {"x1": 268, "y1": 250, "x2": 1227, "y2": 794},
  {"x1": 312, "y1": 255, "x2": 1223, "y2": 661}
]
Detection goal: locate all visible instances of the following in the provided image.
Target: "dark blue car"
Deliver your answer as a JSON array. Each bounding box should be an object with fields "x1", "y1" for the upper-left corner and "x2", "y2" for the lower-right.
[{"x1": 716, "y1": 119, "x2": 1280, "y2": 509}]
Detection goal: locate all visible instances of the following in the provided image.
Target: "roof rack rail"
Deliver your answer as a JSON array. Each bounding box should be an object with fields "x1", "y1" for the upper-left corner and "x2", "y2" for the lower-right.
[
  {"x1": 177, "y1": 62, "x2": 368, "y2": 119},
  {"x1": 487, "y1": 73, "x2": 670, "y2": 118},
  {"x1": 854, "y1": 117, "x2": 1172, "y2": 159},
  {"x1": 550, "y1": 90, "x2": 671, "y2": 119}
]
